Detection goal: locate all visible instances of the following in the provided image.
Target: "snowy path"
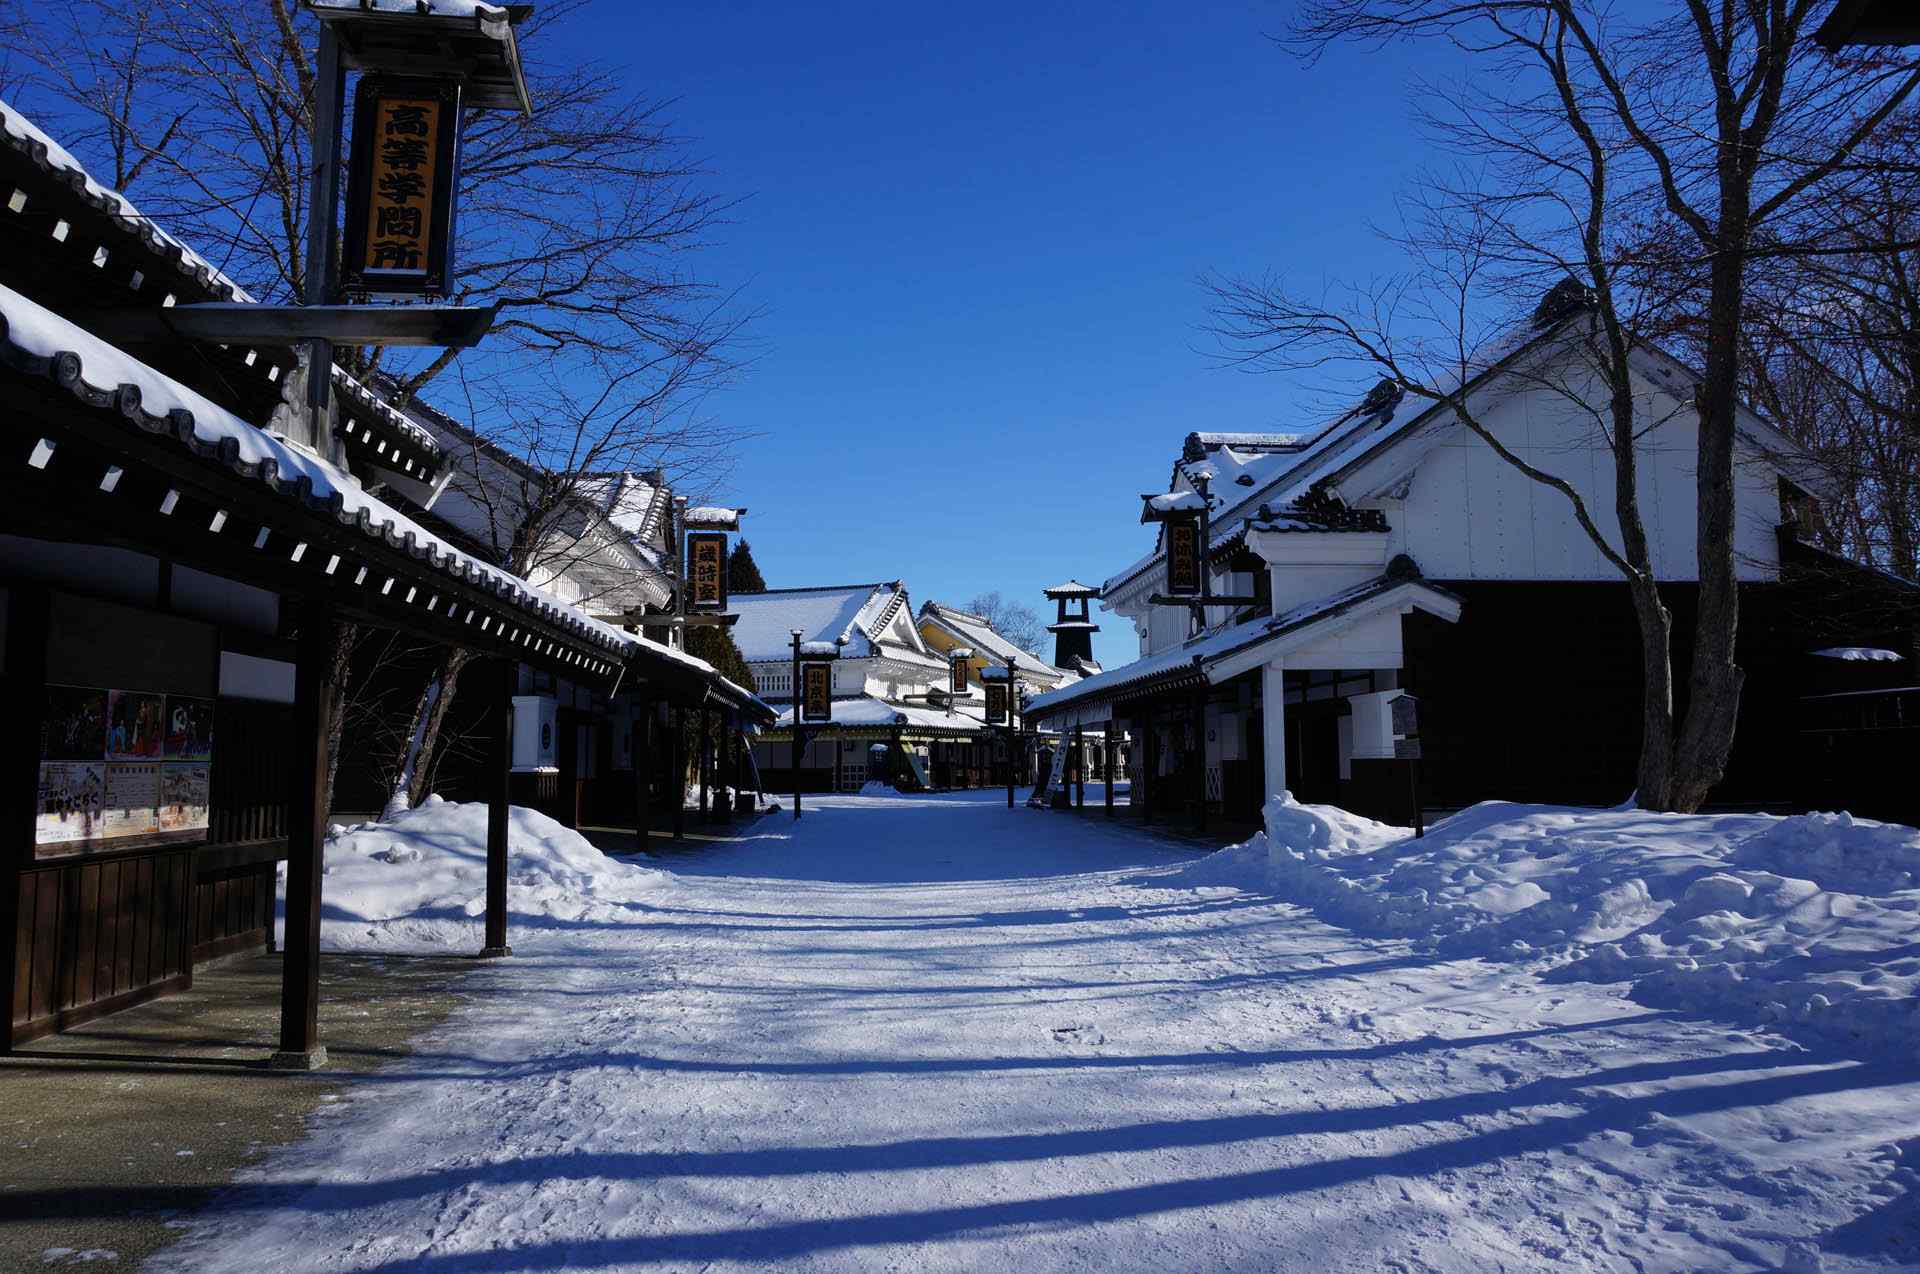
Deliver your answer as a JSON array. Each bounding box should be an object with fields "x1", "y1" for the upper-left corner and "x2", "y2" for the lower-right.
[{"x1": 151, "y1": 792, "x2": 1920, "y2": 1273}]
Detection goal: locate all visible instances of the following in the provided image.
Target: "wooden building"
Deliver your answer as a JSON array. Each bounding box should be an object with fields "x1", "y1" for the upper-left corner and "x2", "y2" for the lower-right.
[
  {"x1": 0, "y1": 97, "x2": 769, "y2": 1060},
  {"x1": 1028, "y1": 292, "x2": 1918, "y2": 828}
]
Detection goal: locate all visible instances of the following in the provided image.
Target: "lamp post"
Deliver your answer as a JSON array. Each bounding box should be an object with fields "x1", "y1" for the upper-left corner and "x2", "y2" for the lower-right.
[
  {"x1": 789, "y1": 628, "x2": 804, "y2": 820},
  {"x1": 1005, "y1": 654, "x2": 1018, "y2": 808}
]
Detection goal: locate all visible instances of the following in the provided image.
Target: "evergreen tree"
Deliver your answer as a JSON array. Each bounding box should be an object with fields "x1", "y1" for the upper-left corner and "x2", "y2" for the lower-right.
[{"x1": 728, "y1": 540, "x2": 768, "y2": 594}]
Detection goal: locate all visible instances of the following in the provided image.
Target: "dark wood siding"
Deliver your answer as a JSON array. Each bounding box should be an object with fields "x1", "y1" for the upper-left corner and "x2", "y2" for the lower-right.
[{"x1": 12, "y1": 848, "x2": 193, "y2": 1043}]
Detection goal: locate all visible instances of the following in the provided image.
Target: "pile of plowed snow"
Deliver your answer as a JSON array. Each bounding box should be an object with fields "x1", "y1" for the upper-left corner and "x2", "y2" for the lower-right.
[
  {"x1": 277, "y1": 796, "x2": 671, "y2": 953},
  {"x1": 1225, "y1": 795, "x2": 1920, "y2": 1054}
]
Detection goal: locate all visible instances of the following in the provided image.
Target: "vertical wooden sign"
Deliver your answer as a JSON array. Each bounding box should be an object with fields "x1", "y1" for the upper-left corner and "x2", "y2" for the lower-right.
[
  {"x1": 801, "y1": 662, "x2": 833, "y2": 722},
  {"x1": 341, "y1": 79, "x2": 462, "y2": 299},
  {"x1": 985, "y1": 682, "x2": 1009, "y2": 725},
  {"x1": 950, "y1": 658, "x2": 969, "y2": 694},
  {"x1": 1165, "y1": 518, "x2": 1202, "y2": 596},
  {"x1": 687, "y1": 533, "x2": 728, "y2": 612}
]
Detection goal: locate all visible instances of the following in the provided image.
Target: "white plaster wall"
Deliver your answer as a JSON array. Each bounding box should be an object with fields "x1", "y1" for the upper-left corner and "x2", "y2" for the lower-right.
[{"x1": 1388, "y1": 371, "x2": 1783, "y2": 583}]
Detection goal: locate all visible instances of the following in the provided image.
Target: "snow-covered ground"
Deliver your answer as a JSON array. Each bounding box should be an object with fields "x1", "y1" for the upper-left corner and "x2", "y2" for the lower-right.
[{"x1": 152, "y1": 791, "x2": 1920, "y2": 1273}]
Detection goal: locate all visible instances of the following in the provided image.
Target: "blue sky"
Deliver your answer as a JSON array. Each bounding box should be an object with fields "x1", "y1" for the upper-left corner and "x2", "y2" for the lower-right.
[{"x1": 544, "y1": 4, "x2": 1473, "y2": 669}]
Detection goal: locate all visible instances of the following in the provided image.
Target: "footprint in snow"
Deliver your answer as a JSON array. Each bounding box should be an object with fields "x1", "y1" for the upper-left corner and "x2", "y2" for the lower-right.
[{"x1": 1052, "y1": 1024, "x2": 1107, "y2": 1046}]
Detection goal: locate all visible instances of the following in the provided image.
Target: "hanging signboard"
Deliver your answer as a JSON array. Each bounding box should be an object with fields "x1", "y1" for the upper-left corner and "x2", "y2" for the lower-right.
[
  {"x1": 687, "y1": 532, "x2": 729, "y2": 612},
  {"x1": 950, "y1": 658, "x2": 969, "y2": 695},
  {"x1": 341, "y1": 78, "x2": 463, "y2": 300},
  {"x1": 36, "y1": 686, "x2": 213, "y2": 859},
  {"x1": 1165, "y1": 518, "x2": 1202, "y2": 596},
  {"x1": 800, "y1": 661, "x2": 833, "y2": 723},
  {"x1": 985, "y1": 681, "x2": 1010, "y2": 725}
]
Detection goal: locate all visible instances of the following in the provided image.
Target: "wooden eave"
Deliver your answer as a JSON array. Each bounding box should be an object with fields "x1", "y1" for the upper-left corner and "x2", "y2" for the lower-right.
[{"x1": 0, "y1": 146, "x2": 297, "y2": 428}]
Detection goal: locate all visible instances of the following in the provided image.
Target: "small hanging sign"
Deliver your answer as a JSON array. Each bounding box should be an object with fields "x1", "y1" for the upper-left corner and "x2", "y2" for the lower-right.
[
  {"x1": 950, "y1": 658, "x2": 969, "y2": 695},
  {"x1": 686, "y1": 532, "x2": 729, "y2": 612},
  {"x1": 801, "y1": 661, "x2": 833, "y2": 723},
  {"x1": 1165, "y1": 517, "x2": 1202, "y2": 596},
  {"x1": 341, "y1": 78, "x2": 463, "y2": 300},
  {"x1": 985, "y1": 681, "x2": 1010, "y2": 725}
]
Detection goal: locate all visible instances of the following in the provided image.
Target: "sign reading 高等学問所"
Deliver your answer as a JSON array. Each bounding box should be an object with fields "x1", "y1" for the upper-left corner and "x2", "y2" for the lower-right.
[{"x1": 342, "y1": 78, "x2": 463, "y2": 299}]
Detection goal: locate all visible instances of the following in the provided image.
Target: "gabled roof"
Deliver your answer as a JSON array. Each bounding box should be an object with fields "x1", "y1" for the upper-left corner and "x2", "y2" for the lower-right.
[
  {"x1": 1030, "y1": 563, "x2": 1463, "y2": 720},
  {"x1": 575, "y1": 470, "x2": 672, "y2": 549},
  {"x1": 729, "y1": 582, "x2": 912, "y2": 663},
  {"x1": 1042, "y1": 579, "x2": 1100, "y2": 598},
  {"x1": 918, "y1": 601, "x2": 1062, "y2": 681}
]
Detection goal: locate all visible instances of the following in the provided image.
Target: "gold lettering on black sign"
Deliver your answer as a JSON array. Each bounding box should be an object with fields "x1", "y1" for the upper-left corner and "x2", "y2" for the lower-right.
[
  {"x1": 365, "y1": 97, "x2": 439, "y2": 277},
  {"x1": 1166, "y1": 519, "x2": 1201, "y2": 595},
  {"x1": 986, "y1": 682, "x2": 1008, "y2": 724},
  {"x1": 801, "y1": 662, "x2": 832, "y2": 722},
  {"x1": 688, "y1": 534, "x2": 727, "y2": 611},
  {"x1": 950, "y1": 659, "x2": 968, "y2": 694}
]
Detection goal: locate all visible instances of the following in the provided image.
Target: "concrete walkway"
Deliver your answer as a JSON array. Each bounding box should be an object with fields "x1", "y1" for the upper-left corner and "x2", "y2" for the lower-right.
[{"x1": 2, "y1": 951, "x2": 475, "y2": 1270}]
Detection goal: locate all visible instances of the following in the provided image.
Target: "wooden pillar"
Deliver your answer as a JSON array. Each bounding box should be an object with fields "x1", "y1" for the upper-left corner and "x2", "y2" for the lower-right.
[
  {"x1": 1074, "y1": 725, "x2": 1086, "y2": 810},
  {"x1": 272, "y1": 597, "x2": 335, "y2": 1070},
  {"x1": 698, "y1": 707, "x2": 712, "y2": 822},
  {"x1": 1, "y1": 586, "x2": 49, "y2": 1054},
  {"x1": 670, "y1": 704, "x2": 686, "y2": 841},
  {"x1": 832, "y1": 734, "x2": 842, "y2": 794},
  {"x1": 716, "y1": 710, "x2": 735, "y2": 824},
  {"x1": 478, "y1": 658, "x2": 514, "y2": 958},
  {"x1": 1193, "y1": 687, "x2": 1208, "y2": 834},
  {"x1": 1261, "y1": 660, "x2": 1287, "y2": 812},
  {"x1": 1141, "y1": 707, "x2": 1155, "y2": 826},
  {"x1": 632, "y1": 690, "x2": 653, "y2": 847},
  {"x1": 1104, "y1": 732, "x2": 1115, "y2": 818}
]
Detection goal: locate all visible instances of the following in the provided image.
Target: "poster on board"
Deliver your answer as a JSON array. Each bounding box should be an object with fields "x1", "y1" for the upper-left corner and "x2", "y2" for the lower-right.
[
  {"x1": 102, "y1": 762, "x2": 162, "y2": 840},
  {"x1": 164, "y1": 697, "x2": 215, "y2": 762},
  {"x1": 158, "y1": 764, "x2": 211, "y2": 833},
  {"x1": 43, "y1": 686, "x2": 107, "y2": 760},
  {"x1": 106, "y1": 690, "x2": 166, "y2": 761},
  {"x1": 36, "y1": 761, "x2": 106, "y2": 847}
]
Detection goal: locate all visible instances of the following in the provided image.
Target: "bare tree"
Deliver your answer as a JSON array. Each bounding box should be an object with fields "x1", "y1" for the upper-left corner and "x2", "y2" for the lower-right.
[
  {"x1": 7, "y1": 1, "x2": 749, "y2": 815},
  {"x1": 964, "y1": 592, "x2": 1046, "y2": 659},
  {"x1": 1214, "y1": 1, "x2": 1919, "y2": 811},
  {"x1": 381, "y1": 355, "x2": 742, "y2": 813}
]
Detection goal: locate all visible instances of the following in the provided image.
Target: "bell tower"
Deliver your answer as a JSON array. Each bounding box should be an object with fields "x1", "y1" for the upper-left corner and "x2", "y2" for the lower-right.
[{"x1": 1043, "y1": 580, "x2": 1100, "y2": 671}]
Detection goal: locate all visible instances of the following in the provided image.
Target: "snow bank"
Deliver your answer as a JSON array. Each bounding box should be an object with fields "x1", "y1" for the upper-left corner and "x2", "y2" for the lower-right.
[
  {"x1": 280, "y1": 796, "x2": 670, "y2": 953},
  {"x1": 1234, "y1": 795, "x2": 1920, "y2": 1055}
]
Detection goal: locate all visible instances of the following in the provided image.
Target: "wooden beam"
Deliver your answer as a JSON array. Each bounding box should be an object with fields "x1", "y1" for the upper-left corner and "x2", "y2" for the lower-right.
[
  {"x1": 480, "y1": 657, "x2": 512, "y2": 958},
  {"x1": 271, "y1": 597, "x2": 334, "y2": 1071}
]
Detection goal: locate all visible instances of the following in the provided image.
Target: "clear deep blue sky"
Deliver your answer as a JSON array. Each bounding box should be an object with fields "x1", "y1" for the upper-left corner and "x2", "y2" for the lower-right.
[{"x1": 545, "y1": 4, "x2": 1474, "y2": 669}]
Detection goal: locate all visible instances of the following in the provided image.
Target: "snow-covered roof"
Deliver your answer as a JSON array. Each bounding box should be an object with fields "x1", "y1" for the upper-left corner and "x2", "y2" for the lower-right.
[
  {"x1": 918, "y1": 601, "x2": 1060, "y2": 681},
  {"x1": 0, "y1": 96, "x2": 255, "y2": 304},
  {"x1": 771, "y1": 694, "x2": 993, "y2": 735},
  {"x1": 682, "y1": 505, "x2": 743, "y2": 530},
  {"x1": 575, "y1": 471, "x2": 671, "y2": 549},
  {"x1": 1030, "y1": 567, "x2": 1463, "y2": 720},
  {"x1": 1043, "y1": 579, "x2": 1100, "y2": 598},
  {"x1": 729, "y1": 583, "x2": 908, "y2": 663}
]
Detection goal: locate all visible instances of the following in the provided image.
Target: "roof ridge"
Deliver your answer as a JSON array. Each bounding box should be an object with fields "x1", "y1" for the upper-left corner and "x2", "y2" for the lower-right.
[{"x1": 736, "y1": 582, "x2": 888, "y2": 597}]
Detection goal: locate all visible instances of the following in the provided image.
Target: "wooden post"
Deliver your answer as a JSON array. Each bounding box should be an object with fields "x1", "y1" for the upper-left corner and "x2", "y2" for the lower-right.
[
  {"x1": 1, "y1": 587, "x2": 49, "y2": 1054},
  {"x1": 633, "y1": 691, "x2": 653, "y2": 848},
  {"x1": 480, "y1": 657, "x2": 513, "y2": 959},
  {"x1": 1193, "y1": 687, "x2": 1208, "y2": 834},
  {"x1": 1104, "y1": 733, "x2": 1115, "y2": 818},
  {"x1": 670, "y1": 704, "x2": 686, "y2": 841},
  {"x1": 832, "y1": 733, "x2": 842, "y2": 795},
  {"x1": 1141, "y1": 707, "x2": 1155, "y2": 826},
  {"x1": 272, "y1": 597, "x2": 335, "y2": 1070},
  {"x1": 1074, "y1": 725, "x2": 1086, "y2": 810},
  {"x1": 716, "y1": 710, "x2": 735, "y2": 824},
  {"x1": 698, "y1": 707, "x2": 712, "y2": 822}
]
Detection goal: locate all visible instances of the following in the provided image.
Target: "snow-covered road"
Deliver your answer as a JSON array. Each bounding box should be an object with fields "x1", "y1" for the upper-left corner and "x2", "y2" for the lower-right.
[{"x1": 153, "y1": 792, "x2": 1920, "y2": 1273}]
